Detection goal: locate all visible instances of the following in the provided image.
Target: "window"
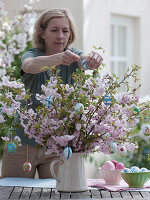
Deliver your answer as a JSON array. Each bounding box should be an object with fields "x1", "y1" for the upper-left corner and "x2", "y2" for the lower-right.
[{"x1": 110, "y1": 15, "x2": 134, "y2": 91}]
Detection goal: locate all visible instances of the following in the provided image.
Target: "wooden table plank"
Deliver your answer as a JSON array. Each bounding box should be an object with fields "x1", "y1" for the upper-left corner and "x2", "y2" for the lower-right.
[
  {"x1": 130, "y1": 191, "x2": 144, "y2": 199},
  {"x1": 29, "y1": 187, "x2": 42, "y2": 199},
  {"x1": 140, "y1": 191, "x2": 150, "y2": 198},
  {"x1": 50, "y1": 188, "x2": 61, "y2": 199},
  {"x1": 60, "y1": 192, "x2": 71, "y2": 199},
  {"x1": 110, "y1": 191, "x2": 122, "y2": 198},
  {"x1": 100, "y1": 190, "x2": 112, "y2": 198},
  {"x1": 70, "y1": 190, "x2": 92, "y2": 199},
  {"x1": 9, "y1": 186, "x2": 23, "y2": 199},
  {"x1": 120, "y1": 191, "x2": 132, "y2": 198},
  {"x1": 19, "y1": 187, "x2": 32, "y2": 199},
  {"x1": 90, "y1": 189, "x2": 101, "y2": 198},
  {"x1": 0, "y1": 186, "x2": 14, "y2": 199},
  {"x1": 40, "y1": 188, "x2": 51, "y2": 199}
]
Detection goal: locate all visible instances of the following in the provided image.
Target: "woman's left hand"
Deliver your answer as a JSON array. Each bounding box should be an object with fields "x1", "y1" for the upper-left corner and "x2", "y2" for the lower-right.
[{"x1": 84, "y1": 51, "x2": 103, "y2": 69}]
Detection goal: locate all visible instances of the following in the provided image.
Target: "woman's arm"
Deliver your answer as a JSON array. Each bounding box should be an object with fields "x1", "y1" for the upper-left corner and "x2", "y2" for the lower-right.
[{"x1": 22, "y1": 50, "x2": 80, "y2": 74}]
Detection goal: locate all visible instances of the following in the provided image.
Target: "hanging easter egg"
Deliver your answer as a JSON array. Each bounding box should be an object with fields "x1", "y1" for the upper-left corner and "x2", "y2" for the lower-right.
[
  {"x1": 75, "y1": 103, "x2": 84, "y2": 115},
  {"x1": 143, "y1": 124, "x2": 150, "y2": 136},
  {"x1": 133, "y1": 106, "x2": 140, "y2": 113},
  {"x1": 118, "y1": 145, "x2": 127, "y2": 157},
  {"x1": 23, "y1": 162, "x2": 32, "y2": 173},
  {"x1": 63, "y1": 147, "x2": 72, "y2": 159},
  {"x1": 104, "y1": 95, "x2": 112, "y2": 106},
  {"x1": 44, "y1": 96, "x2": 53, "y2": 108},
  {"x1": 81, "y1": 60, "x2": 89, "y2": 69},
  {"x1": 7, "y1": 106, "x2": 16, "y2": 117},
  {"x1": 8, "y1": 142, "x2": 16, "y2": 154},
  {"x1": 108, "y1": 142, "x2": 118, "y2": 154},
  {"x1": 0, "y1": 107, "x2": 3, "y2": 115},
  {"x1": 102, "y1": 133, "x2": 110, "y2": 140}
]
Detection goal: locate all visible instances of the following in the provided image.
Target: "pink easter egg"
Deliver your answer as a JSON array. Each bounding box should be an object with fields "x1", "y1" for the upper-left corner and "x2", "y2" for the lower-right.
[
  {"x1": 23, "y1": 162, "x2": 32, "y2": 173},
  {"x1": 101, "y1": 161, "x2": 115, "y2": 170},
  {"x1": 116, "y1": 162, "x2": 124, "y2": 170},
  {"x1": 111, "y1": 160, "x2": 118, "y2": 168}
]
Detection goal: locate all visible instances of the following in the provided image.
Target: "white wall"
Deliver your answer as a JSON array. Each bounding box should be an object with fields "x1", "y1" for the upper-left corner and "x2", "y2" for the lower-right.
[{"x1": 83, "y1": 0, "x2": 150, "y2": 97}]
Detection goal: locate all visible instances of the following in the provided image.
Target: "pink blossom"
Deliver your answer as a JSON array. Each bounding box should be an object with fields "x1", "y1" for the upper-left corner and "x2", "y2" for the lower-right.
[{"x1": 76, "y1": 123, "x2": 81, "y2": 131}]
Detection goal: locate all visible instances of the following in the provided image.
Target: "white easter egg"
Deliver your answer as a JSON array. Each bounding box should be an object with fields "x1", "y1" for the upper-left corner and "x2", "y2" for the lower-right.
[
  {"x1": 63, "y1": 147, "x2": 72, "y2": 159},
  {"x1": 143, "y1": 124, "x2": 150, "y2": 136},
  {"x1": 75, "y1": 103, "x2": 84, "y2": 115},
  {"x1": 140, "y1": 167, "x2": 149, "y2": 172},
  {"x1": 118, "y1": 145, "x2": 127, "y2": 156},
  {"x1": 108, "y1": 142, "x2": 118, "y2": 153}
]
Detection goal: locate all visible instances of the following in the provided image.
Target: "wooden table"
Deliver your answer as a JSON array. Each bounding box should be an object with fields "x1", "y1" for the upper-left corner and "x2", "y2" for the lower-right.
[{"x1": 0, "y1": 186, "x2": 150, "y2": 199}]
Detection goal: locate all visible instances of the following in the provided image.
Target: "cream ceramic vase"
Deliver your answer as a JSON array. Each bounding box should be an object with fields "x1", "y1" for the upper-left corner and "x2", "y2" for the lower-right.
[{"x1": 50, "y1": 153, "x2": 88, "y2": 192}]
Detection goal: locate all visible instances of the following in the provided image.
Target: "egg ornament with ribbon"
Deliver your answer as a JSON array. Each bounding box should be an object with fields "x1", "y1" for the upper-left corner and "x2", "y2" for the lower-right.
[
  {"x1": 75, "y1": 103, "x2": 84, "y2": 115},
  {"x1": 133, "y1": 105, "x2": 140, "y2": 113},
  {"x1": 81, "y1": 60, "x2": 89, "y2": 69},
  {"x1": 7, "y1": 142, "x2": 16, "y2": 154},
  {"x1": 0, "y1": 107, "x2": 3, "y2": 115},
  {"x1": 108, "y1": 142, "x2": 118, "y2": 154},
  {"x1": 7, "y1": 106, "x2": 16, "y2": 117},
  {"x1": 104, "y1": 95, "x2": 112, "y2": 106},
  {"x1": 143, "y1": 124, "x2": 150, "y2": 136},
  {"x1": 23, "y1": 162, "x2": 32, "y2": 173},
  {"x1": 63, "y1": 147, "x2": 72, "y2": 160},
  {"x1": 118, "y1": 145, "x2": 127, "y2": 157},
  {"x1": 44, "y1": 96, "x2": 53, "y2": 108}
]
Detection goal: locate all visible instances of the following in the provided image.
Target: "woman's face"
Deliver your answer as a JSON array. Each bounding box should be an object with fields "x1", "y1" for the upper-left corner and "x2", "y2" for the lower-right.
[{"x1": 42, "y1": 17, "x2": 71, "y2": 55}]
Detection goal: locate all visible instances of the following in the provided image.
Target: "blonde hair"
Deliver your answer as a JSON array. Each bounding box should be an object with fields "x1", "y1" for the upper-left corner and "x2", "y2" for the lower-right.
[{"x1": 33, "y1": 8, "x2": 76, "y2": 52}]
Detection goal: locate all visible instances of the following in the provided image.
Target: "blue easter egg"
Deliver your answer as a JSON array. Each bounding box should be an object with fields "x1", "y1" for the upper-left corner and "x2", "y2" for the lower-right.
[
  {"x1": 75, "y1": 103, "x2": 84, "y2": 115},
  {"x1": 81, "y1": 60, "x2": 89, "y2": 69},
  {"x1": 133, "y1": 106, "x2": 140, "y2": 113},
  {"x1": 8, "y1": 142, "x2": 16, "y2": 154},
  {"x1": 44, "y1": 96, "x2": 53, "y2": 108},
  {"x1": 123, "y1": 168, "x2": 130, "y2": 173},
  {"x1": 104, "y1": 95, "x2": 112, "y2": 106},
  {"x1": 63, "y1": 147, "x2": 72, "y2": 159},
  {"x1": 130, "y1": 166, "x2": 139, "y2": 173},
  {"x1": 108, "y1": 142, "x2": 117, "y2": 153}
]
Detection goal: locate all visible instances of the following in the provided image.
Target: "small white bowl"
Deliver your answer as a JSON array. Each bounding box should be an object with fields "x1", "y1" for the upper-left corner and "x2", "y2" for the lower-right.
[{"x1": 99, "y1": 168, "x2": 122, "y2": 185}]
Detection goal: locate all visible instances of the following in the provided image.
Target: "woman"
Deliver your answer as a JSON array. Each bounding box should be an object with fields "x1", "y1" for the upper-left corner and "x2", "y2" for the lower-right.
[{"x1": 1, "y1": 8, "x2": 103, "y2": 178}]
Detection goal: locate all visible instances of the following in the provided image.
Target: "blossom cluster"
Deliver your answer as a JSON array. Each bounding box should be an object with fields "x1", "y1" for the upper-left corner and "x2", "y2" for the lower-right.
[
  {"x1": 0, "y1": 0, "x2": 38, "y2": 76},
  {"x1": 1, "y1": 64, "x2": 149, "y2": 156}
]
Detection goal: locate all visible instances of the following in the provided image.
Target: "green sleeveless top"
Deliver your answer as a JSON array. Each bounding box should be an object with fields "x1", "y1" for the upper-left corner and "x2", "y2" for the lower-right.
[{"x1": 16, "y1": 47, "x2": 83, "y2": 145}]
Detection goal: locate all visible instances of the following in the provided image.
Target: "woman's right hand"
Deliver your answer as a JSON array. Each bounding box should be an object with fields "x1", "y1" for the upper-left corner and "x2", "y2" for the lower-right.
[{"x1": 60, "y1": 50, "x2": 80, "y2": 66}]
